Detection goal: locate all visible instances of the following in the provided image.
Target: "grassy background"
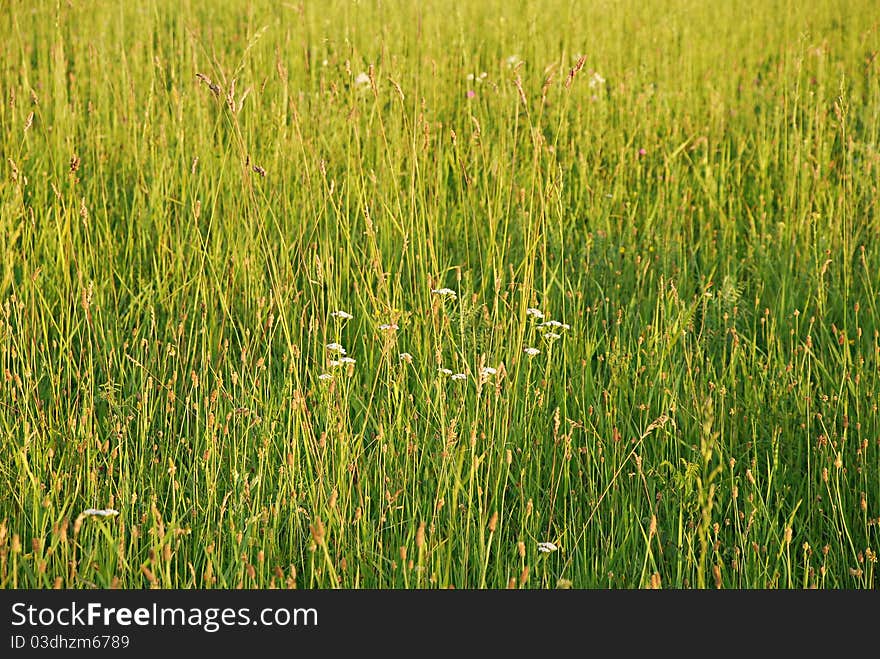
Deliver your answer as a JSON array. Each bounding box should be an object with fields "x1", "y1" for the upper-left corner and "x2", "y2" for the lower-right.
[{"x1": 1, "y1": 0, "x2": 878, "y2": 588}]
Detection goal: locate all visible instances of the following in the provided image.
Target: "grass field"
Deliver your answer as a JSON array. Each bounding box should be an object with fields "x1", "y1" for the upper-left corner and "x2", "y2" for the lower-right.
[{"x1": 1, "y1": 0, "x2": 879, "y2": 589}]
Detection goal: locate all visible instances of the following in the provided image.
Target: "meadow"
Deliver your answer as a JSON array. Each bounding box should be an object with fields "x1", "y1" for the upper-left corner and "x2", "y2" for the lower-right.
[{"x1": 1, "y1": 0, "x2": 878, "y2": 588}]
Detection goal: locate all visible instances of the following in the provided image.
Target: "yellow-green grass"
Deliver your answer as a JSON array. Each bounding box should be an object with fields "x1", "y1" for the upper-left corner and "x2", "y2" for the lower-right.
[{"x1": 1, "y1": 0, "x2": 878, "y2": 588}]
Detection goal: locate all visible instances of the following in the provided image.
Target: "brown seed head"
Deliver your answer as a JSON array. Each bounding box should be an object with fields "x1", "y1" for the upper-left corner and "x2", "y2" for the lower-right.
[
  {"x1": 309, "y1": 517, "x2": 325, "y2": 545},
  {"x1": 565, "y1": 55, "x2": 588, "y2": 88}
]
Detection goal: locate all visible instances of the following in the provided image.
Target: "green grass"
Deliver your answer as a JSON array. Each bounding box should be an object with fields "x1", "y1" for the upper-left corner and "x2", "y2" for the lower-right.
[{"x1": 1, "y1": 0, "x2": 879, "y2": 589}]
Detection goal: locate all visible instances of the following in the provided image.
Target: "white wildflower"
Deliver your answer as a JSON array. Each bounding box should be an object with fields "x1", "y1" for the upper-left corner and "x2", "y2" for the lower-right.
[
  {"x1": 330, "y1": 357, "x2": 356, "y2": 366},
  {"x1": 438, "y1": 367, "x2": 453, "y2": 376},
  {"x1": 378, "y1": 323, "x2": 399, "y2": 331},
  {"x1": 480, "y1": 366, "x2": 497, "y2": 378},
  {"x1": 451, "y1": 373, "x2": 467, "y2": 381},
  {"x1": 326, "y1": 342, "x2": 346, "y2": 354},
  {"x1": 526, "y1": 308, "x2": 544, "y2": 319},
  {"x1": 544, "y1": 332, "x2": 561, "y2": 341},
  {"x1": 537, "y1": 541, "x2": 558, "y2": 553},
  {"x1": 318, "y1": 373, "x2": 333, "y2": 381},
  {"x1": 523, "y1": 347, "x2": 541, "y2": 357},
  {"x1": 354, "y1": 72, "x2": 371, "y2": 87},
  {"x1": 588, "y1": 71, "x2": 606, "y2": 89},
  {"x1": 539, "y1": 320, "x2": 570, "y2": 330},
  {"x1": 431, "y1": 288, "x2": 458, "y2": 299},
  {"x1": 399, "y1": 352, "x2": 413, "y2": 363},
  {"x1": 82, "y1": 508, "x2": 119, "y2": 518},
  {"x1": 330, "y1": 310, "x2": 353, "y2": 320},
  {"x1": 506, "y1": 55, "x2": 521, "y2": 67}
]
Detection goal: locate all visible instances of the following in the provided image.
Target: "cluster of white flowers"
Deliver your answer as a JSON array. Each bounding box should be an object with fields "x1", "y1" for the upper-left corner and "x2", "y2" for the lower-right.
[
  {"x1": 325, "y1": 341, "x2": 355, "y2": 376},
  {"x1": 431, "y1": 287, "x2": 458, "y2": 300},
  {"x1": 439, "y1": 367, "x2": 468, "y2": 381},
  {"x1": 537, "y1": 541, "x2": 558, "y2": 553},
  {"x1": 538, "y1": 318, "x2": 570, "y2": 343},
  {"x1": 526, "y1": 308, "x2": 570, "y2": 344},
  {"x1": 323, "y1": 307, "x2": 355, "y2": 380},
  {"x1": 317, "y1": 289, "x2": 563, "y2": 385},
  {"x1": 588, "y1": 71, "x2": 606, "y2": 89},
  {"x1": 354, "y1": 71, "x2": 371, "y2": 88},
  {"x1": 81, "y1": 508, "x2": 119, "y2": 518},
  {"x1": 466, "y1": 72, "x2": 488, "y2": 84},
  {"x1": 538, "y1": 320, "x2": 571, "y2": 331},
  {"x1": 479, "y1": 366, "x2": 500, "y2": 384}
]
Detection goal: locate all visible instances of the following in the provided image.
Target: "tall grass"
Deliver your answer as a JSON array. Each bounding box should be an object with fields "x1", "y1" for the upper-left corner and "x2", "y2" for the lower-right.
[{"x1": 1, "y1": 0, "x2": 878, "y2": 588}]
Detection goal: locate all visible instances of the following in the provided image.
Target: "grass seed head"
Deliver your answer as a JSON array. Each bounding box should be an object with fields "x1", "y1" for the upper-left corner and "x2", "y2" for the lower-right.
[{"x1": 310, "y1": 518, "x2": 326, "y2": 546}]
